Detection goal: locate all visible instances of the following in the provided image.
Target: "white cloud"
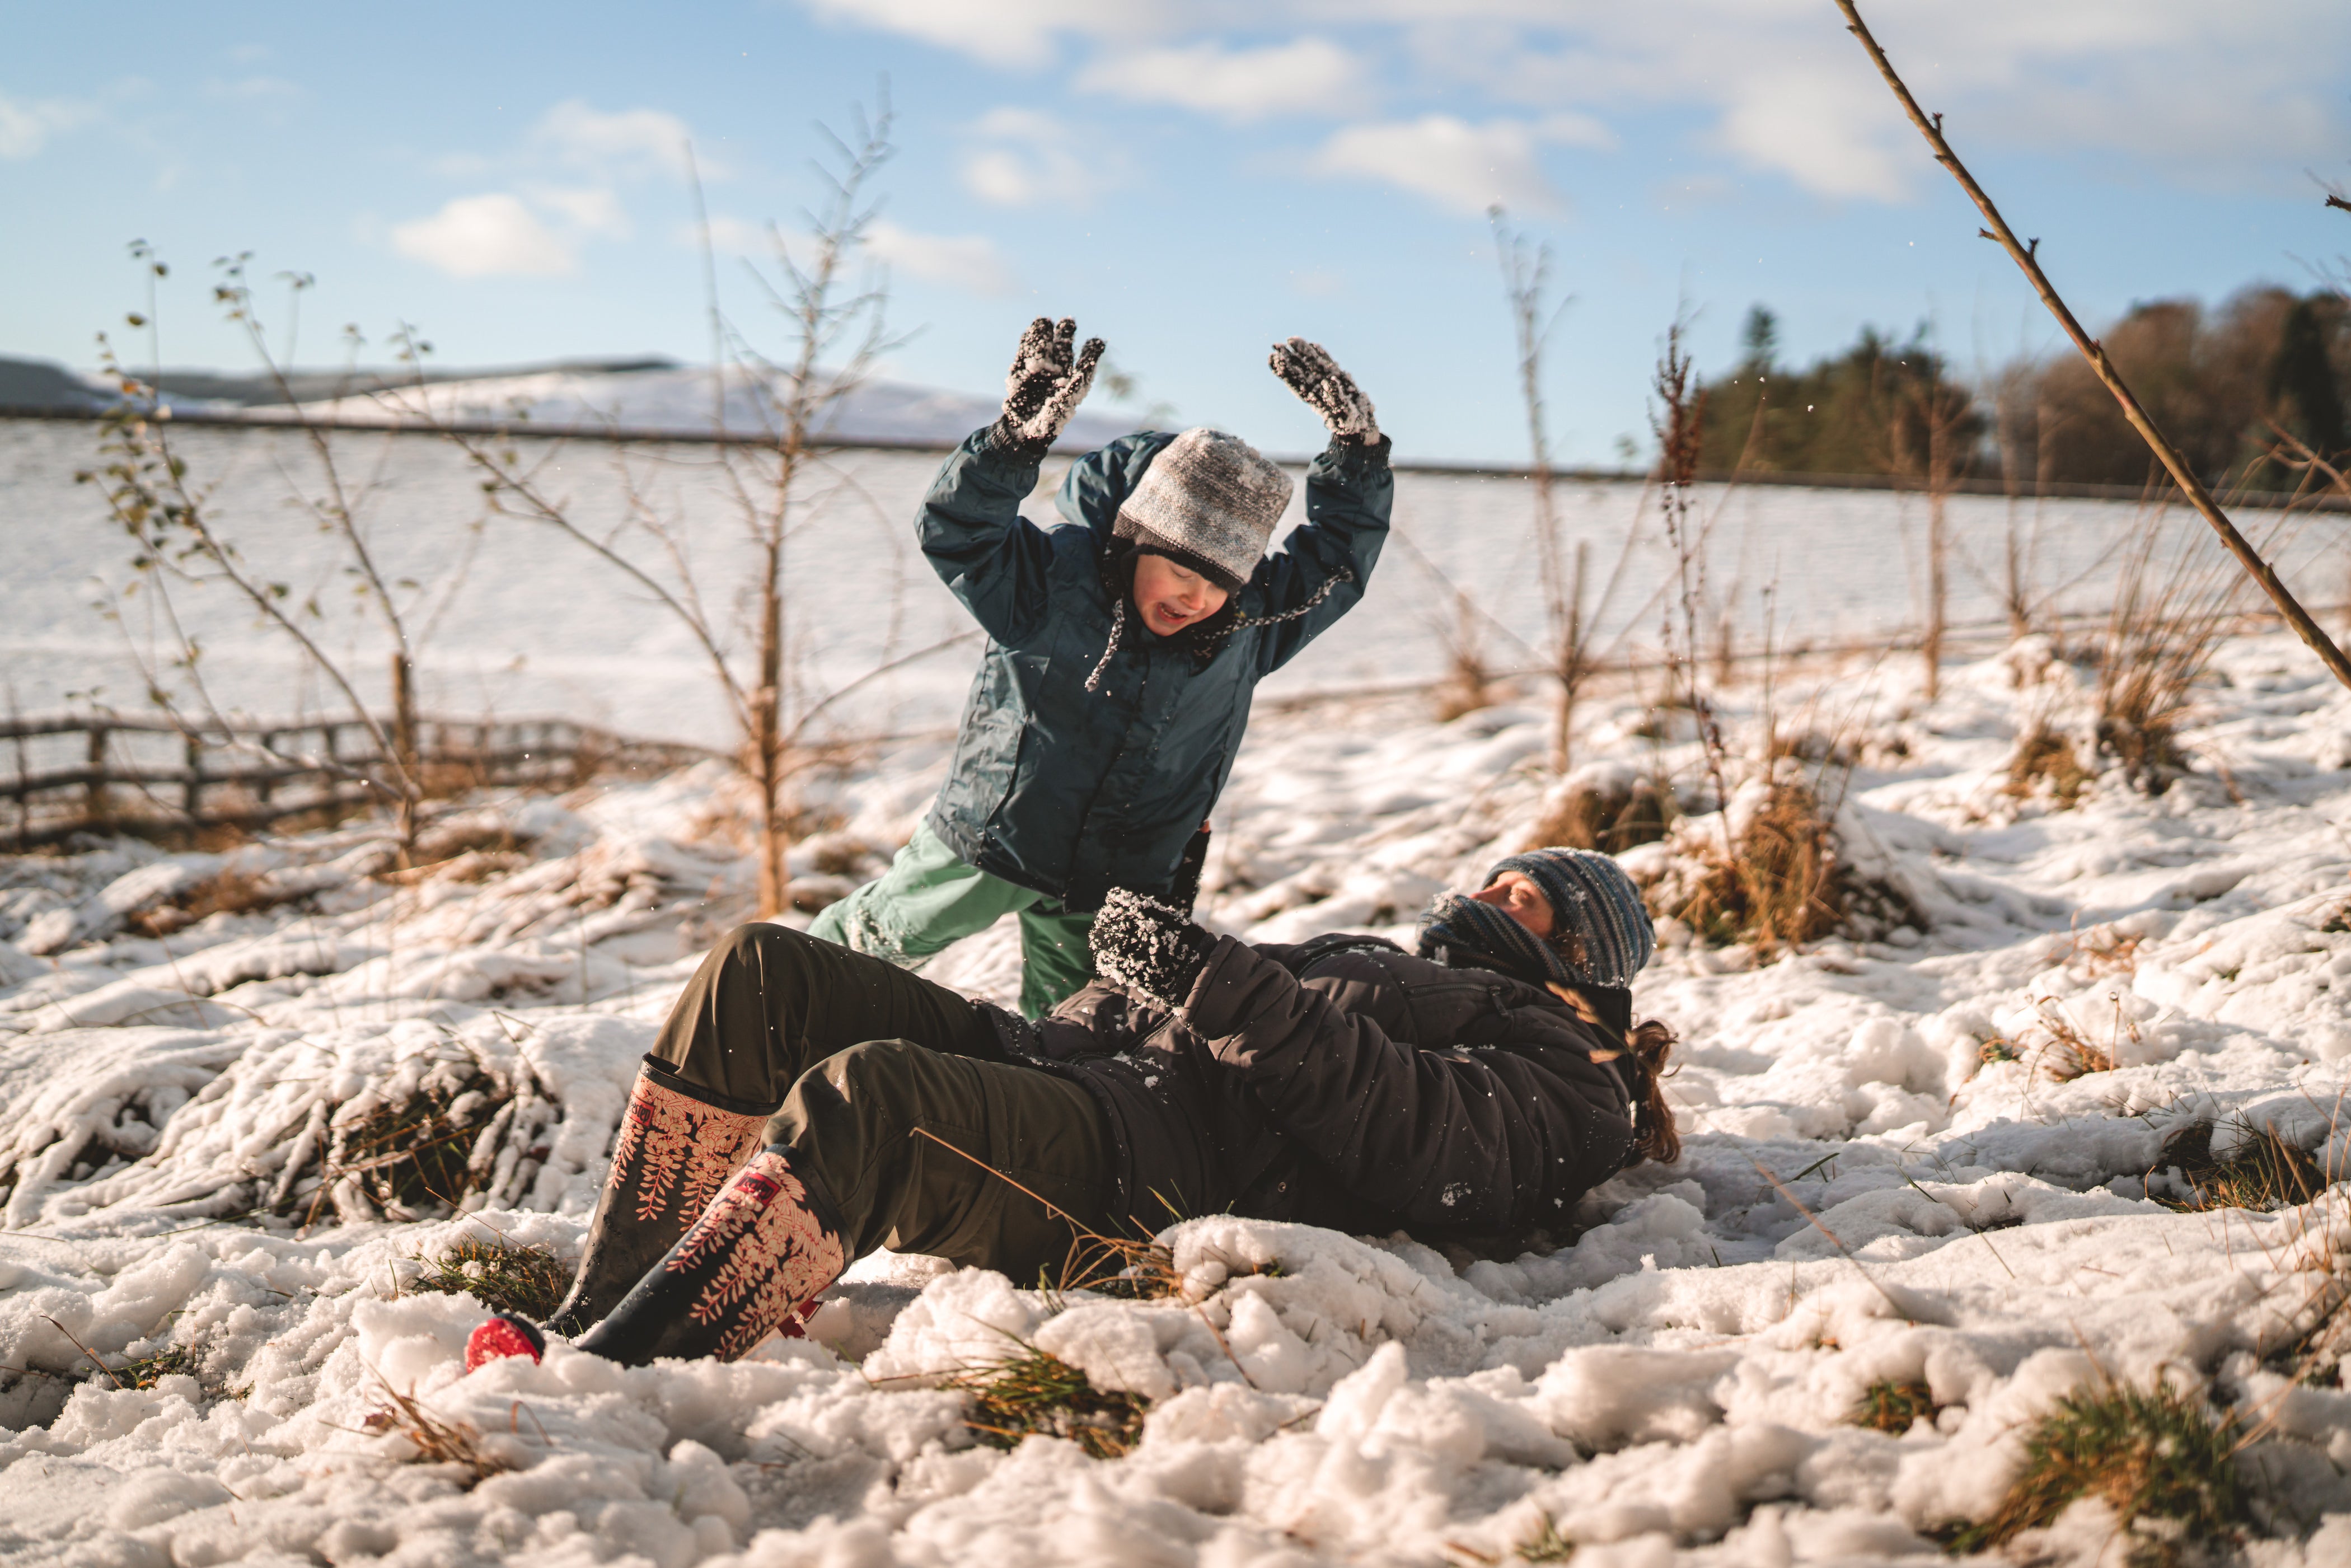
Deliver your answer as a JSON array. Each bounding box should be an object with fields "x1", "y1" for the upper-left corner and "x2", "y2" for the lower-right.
[
  {"x1": 1077, "y1": 36, "x2": 1364, "y2": 121},
  {"x1": 529, "y1": 185, "x2": 632, "y2": 238},
  {"x1": 1310, "y1": 115, "x2": 1568, "y2": 216},
  {"x1": 798, "y1": 0, "x2": 1169, "y2": 68},
  {"x1": 865, "y1": 219, "x2": 1017, "y2": 296},
  {"x1": 960, "y1": 107, "x2": 1119, "y2": 207},
  {"x1": 530, "y1": 100, "x2": 700, "y2": 181},
  {"x1": 393, "y1": 194, "x2": 576, "y2": 278},
  {"x1": 1389, "y1": 0, "x2": 2351, "y2": 201},
  {"x1": 0, "y1": 91, "x2": 95, "y2": 160},
  {"x1": 686, "y1": 214, "x2": 771, "y2": 255}
]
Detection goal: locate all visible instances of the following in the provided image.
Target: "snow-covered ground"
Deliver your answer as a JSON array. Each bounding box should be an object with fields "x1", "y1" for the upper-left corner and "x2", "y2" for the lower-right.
[{"x1": 8, "y1": 626, "x2": 2351, "y2": 1564}]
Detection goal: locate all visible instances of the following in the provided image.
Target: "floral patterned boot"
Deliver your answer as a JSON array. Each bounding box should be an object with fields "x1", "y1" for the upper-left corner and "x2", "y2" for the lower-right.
[
  {"x1": 541, "y1": 1059, "x2": 772, "y2": 1337},
  {"x1": 573, "y1": 1146, "x2": 848, "y2": 1365}
]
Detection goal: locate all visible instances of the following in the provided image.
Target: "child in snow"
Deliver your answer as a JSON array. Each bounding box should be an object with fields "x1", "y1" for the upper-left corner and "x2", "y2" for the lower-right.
[
  {"x1": 808, "y1": 316, "x2": 1392, "y2": 1018},
  {"x1": 476, "y1": 847, "x2": 1678, "y2": 1361}
]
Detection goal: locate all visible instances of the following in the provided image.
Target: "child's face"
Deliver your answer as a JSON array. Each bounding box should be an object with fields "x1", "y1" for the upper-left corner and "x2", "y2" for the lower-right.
[
  {"x1": 1469, "y1": 872, "x2": 1554, "y2": 939},
  {"x1": 1132, "y1": 553, "x2": 1230, "y2": 637}
]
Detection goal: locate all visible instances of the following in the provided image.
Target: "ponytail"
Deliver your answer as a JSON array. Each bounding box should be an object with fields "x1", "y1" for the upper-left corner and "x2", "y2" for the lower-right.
[
  {"x1": 1625, "y1": 1018, "x2": 1680, "y2": 1166},
  {"x1": 1550, "y1": 982, "x2": 1681, "y2": 1167}
]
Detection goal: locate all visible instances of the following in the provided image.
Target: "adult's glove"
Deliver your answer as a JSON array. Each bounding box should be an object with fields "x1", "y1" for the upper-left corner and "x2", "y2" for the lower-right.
[
  {"x1": 994, "y1": 316, "x2": 1105, "y2": 457},
  {"x1": 1089, "y1": 887, "x2": 1214, "y2": 1008},
  {"x1": 1270, "y1": 337, "x2": 1380, "y2": 446}
]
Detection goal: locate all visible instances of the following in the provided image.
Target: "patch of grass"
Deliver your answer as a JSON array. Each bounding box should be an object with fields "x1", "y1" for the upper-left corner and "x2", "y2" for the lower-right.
[
  {"x1": 286, "y1": 1073, "x2": 514, "y2": 1224},
  {"x1": 947, "y1": 1347, "x2": 1148, "y2": 1462},
  {"x1": 1528, "y1": 772, "x2": 1673, "y2": 855},
  {"x1": 362, "y1": 1371, "x2": 513, "y2": 1487},
  {"x1": 2006, "y1": 725, "x2": 2092, "y2": 807},
  {"x1": 2324, "y1": 905, "x2": 2351, "y2": 936},
  {"x1": 1669, "y1": 774, "x2": 1849, "y2": 952},
  {"x1": 405, "y1": 1239, "x2": 572, "y2": 1321},
  {"x1": 2152, "y1": 1121, "x2": 2326, "y2": 1214},
  {"x1": 1514, "y1": 1516, "x2": 1576, "y2": 1562},
  {"x1": 1851, "y1": 1378, "x2": 1943, "y2": 1435},
  {"x1": 1978, "y1": 1036, "x2": 2022, "y2": 1066},
  {"x1": 2088, "y1": 526, "x2": 2242, "y2": 797},
  {"x1": 1948, "y1": 1379, "x2": 2245, "y2": 1561},
  {"x1": 111, "y1": 1346, "x2": 198, "y2": 1390},
  {"x1": 127, "y1": 867, "x2": 305, "y2": 937},
  {"x1": 2032, "y1": 999, "x2": 2122, "y2": 1082}
]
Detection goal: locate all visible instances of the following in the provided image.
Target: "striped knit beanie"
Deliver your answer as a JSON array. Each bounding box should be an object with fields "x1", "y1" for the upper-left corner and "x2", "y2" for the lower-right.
[{"x1": 1489, "y1": 848, "x2": 1655, "y2": 987}]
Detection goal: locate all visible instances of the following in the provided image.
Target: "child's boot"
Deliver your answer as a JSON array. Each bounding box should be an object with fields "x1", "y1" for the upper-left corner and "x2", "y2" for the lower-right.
[
  {"x1": 574, "y1": 1146, "x2": 848, "y2": 1365},
  {"x1": 542, "y1": 1060, "x2": 772, "y2": 1337}
]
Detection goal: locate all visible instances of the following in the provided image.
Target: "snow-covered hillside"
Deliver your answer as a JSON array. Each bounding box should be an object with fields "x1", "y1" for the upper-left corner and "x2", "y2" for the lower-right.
[
  {"x1": 250, "y1": 361, "x2": 1140, "y2": 452},
  {"x1": 7, "y1": 631, "x2": 2351, "y2": 1564}
]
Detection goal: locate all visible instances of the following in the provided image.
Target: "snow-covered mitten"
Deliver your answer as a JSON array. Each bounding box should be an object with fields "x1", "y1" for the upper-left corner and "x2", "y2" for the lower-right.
[
  {"x1": 573, "y1": 1146, "x2": 848, "y2": 1366},
  {"x1": 1269, "y1": 337, "x2": 1380, "y2": 446},
  {"x1": 994, "y1": 316, "x2": 1106, "y2": 457},
  {"x1": 542, "y1": 1059, "x2": 772, "y2": 1337},
  {"x1": 1089, "y1": 887, "x2": 1215, "y2": 1007}
]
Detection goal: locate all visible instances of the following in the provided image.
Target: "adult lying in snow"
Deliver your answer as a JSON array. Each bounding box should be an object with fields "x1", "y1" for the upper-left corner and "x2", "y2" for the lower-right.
[{"x1": 466, "y1": 848, "x2": 1678, "y2": 1369}]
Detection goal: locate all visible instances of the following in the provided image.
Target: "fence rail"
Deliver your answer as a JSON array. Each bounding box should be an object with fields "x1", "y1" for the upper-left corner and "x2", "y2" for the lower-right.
[{"x1": 1, "y1": 713, "x2": 714, "y2": 850}]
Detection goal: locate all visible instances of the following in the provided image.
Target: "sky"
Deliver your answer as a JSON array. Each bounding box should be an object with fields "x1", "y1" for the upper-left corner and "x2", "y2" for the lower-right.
[{"x1": 6, "y1": 1, "x2": 2351, "y2": 465}]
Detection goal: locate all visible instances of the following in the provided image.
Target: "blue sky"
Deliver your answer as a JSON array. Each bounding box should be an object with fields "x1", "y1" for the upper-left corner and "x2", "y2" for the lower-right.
[{"x1": 6, "y1": 1, "x2": 2350, "y2": 463}]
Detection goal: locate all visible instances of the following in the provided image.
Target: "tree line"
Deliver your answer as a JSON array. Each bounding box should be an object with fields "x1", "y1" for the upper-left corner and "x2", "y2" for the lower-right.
[{"x1": 1696, "y1": 287, "x2": 2349, "y2": 493}]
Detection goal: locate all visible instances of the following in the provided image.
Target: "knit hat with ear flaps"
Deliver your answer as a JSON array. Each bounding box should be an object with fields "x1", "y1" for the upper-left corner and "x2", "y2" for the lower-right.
[
  {"x1": 1113, "y1": 427, "x2": 1292, "y2": 592},
  {"x1": 1488, "y1": 848, "x2": 1657, "y2": 988}
]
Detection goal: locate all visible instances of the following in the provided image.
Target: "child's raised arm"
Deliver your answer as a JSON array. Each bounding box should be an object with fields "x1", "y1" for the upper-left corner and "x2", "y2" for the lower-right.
[
  {"x1": 1253, "y1": 338, "x2": 1394, "y2": 673},
  {"x1": 917, "y1": 317, "x2": 1104, "y2": 648}
]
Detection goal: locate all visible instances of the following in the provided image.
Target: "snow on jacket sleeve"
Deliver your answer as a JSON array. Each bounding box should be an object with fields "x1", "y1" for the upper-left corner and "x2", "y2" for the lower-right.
[
  {"x1": 916, "y1": 425, "x2": 1062, "y2": 648},
  {"x1": 1251, "y1": 434, "x2": 1393, "y2": 675},
  {"x1": 1174, "y1": 933, "x2": 1635, "y2": 1234}
]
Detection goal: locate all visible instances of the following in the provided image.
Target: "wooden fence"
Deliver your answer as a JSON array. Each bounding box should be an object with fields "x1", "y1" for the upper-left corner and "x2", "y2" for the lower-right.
[{"x1": 1, "y1": 713, "x2": 714, "y2": 850}]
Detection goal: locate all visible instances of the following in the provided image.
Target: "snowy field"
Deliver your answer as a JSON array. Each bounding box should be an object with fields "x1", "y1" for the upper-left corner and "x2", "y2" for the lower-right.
[
  {"x1": 10, "y1": 611, "x2": 2351, "y2": 1563},
  {"x1": 7, "y1": 414, "x2": 2336, "y2": 748}
]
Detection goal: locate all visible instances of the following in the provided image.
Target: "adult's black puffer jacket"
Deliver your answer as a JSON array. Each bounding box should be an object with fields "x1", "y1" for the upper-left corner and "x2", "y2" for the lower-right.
[{"x1": 1017, "y1": 933, "x2": 1641, "y2": 1245}]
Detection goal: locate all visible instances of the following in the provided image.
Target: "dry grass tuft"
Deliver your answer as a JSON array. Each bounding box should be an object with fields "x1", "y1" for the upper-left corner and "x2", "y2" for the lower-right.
[
  {"x1": 2007, "y1": 725, "x2": 2093, "y2": 807},
  {"x1": 1949, "y1": 1379, "x2": 2245, "y2": 1561},
  {"x1": 946, "y1": 1347, "x2": 1148, "y2": 1462},
  {"x1": 405, "y1": 1239, "x2": 572, "y2": 1321},
  {"x1": 2151, "y1": 1122, "x2": 2327, "y2": 1214},
  {"x1": 2031, "y1": 999, "x2": 2123, "y2": 1081},
  {"x1": 362, "y1": 1375, "x2": 513, "y2": 1487},
  {"x1": 2089, "y1": 525, "x2": 2244, "y2": 795},
  {"x1": 1526, "y1": 771, "x2": 1673, "y2": 855},
  {"x1": 127, "y1": 868, "x2": 305, "y2": 937},
  {"x1": 1851, "y1": 1378, "x2": 1943, "y2": 1435},
  {"x1": 1668, "y1": 773, "x2": 1848, "y2": 951}
]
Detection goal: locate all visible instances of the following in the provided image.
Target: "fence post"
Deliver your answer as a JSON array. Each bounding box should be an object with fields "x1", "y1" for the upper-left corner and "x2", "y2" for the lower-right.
[
  {"x1": 85, "y1": 726, "x2": 109, "y2": 831},
  {"x1": 183, "y1": 732, "x2": 203, "y2": 825},
  {"x1": 11, "y1": 726, "x2": 29, "y2": 851}
]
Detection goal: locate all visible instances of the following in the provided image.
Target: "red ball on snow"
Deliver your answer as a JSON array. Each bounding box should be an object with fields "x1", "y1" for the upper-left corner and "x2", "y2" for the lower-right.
[{"x1": 465, "y1": 1314, "x2": 546, "y2": 1370}]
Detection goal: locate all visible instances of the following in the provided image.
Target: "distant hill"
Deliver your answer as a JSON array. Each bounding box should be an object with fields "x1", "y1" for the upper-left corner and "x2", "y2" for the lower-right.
[
  {"x1": 0, "y1": 357, "x2": 105, "y2": 413},
  {"x1": 0, "y1": 353, "x2": 1139, "y2": 452}
]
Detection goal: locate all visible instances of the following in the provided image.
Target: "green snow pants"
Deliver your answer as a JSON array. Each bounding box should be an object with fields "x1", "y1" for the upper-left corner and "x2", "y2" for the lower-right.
[
  {"x1": 650, "y1": 922, "x2": 1118, "y2": 1284},
  {"x1": 807, "y1": 820, "x2": 1095, "y2": 1020}
]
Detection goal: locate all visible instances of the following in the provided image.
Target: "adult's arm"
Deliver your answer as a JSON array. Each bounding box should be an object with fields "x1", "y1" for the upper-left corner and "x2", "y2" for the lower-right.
[
  {"x1": 1253, "y1": 436, "x2": 1393, "y2": 674},
  {"x1": 1176, "y1": 935, "x2": 1629, "y2": 1232},
  {"x1": 917, "y1": 426, "x2": 1061, "y2": 649}
]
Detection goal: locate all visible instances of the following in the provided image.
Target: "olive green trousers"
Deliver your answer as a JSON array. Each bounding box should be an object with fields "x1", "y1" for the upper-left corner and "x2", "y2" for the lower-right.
[{"x1": 648, "y1": 922, "x2": 1117, "y2": 1284}]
